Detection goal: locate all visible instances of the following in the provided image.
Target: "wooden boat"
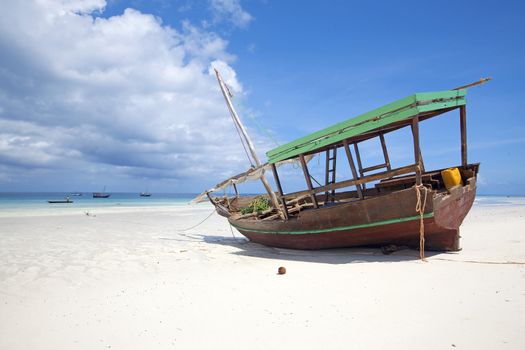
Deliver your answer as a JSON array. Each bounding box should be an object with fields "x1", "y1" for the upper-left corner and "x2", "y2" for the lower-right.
[
  {"x1": 140, "y1": 190, "x2": 151, "y2": 197},
  {"x1": 93, "y1": 186, "x2": 110, "y2": 198},
  {"x1": 194, "y1": 72, "x2": 490, "y2": 254}
]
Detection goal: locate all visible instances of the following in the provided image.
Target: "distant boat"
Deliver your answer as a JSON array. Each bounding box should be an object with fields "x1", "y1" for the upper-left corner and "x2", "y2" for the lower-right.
[
  {"x1": 93, "y1": 186, "x2": 110, "y2": 198},
  {"x1": 48, "y1": 196, "x2": 73, "y2": 204},
  {"x1": 140, "y1": 191, "x2": 151, "y2": 197},
  {"x1": 69, "y1": 192, "x2": 82, "y2": 196}
]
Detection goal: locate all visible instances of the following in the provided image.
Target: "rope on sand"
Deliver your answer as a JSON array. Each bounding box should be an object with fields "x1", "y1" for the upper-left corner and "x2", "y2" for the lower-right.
[
  {"x1": 415, "y1": 184, "x2": 429, "y2": 261},
  {"x1": 431, "y1": 258, "x2": 525, "y2": 265}
]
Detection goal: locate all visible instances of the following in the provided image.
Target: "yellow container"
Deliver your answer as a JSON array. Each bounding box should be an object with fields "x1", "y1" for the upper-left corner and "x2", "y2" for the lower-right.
[{"x1": 441, "y1": 168, "x2": 463, "y2": 191}]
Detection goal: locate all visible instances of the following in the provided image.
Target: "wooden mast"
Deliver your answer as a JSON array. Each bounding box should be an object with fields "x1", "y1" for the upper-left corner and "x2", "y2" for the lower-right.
[{"x1": 214, "y1": 69, "x2": 284, "y2": 218}]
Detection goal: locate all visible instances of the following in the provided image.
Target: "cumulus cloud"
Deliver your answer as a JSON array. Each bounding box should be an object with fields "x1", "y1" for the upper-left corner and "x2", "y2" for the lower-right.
[
  {"x1": 209, "y1": 0, "x2": 253, "y2": 28},
  {"x1": 0, "y1": 0, "x2": 263, "y2": 191}
]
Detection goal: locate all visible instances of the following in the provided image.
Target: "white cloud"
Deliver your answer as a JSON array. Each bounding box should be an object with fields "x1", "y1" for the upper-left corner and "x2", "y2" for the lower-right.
[
  {"x1": 209, "y1": 0, "x2": 253, "y2": 28},
  {"x1": 0, "y1": 0, "x2": 263, "y2": 191}
]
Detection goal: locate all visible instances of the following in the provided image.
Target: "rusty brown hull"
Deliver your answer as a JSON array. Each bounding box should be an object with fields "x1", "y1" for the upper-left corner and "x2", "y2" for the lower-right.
[{"x1": 228, "y1": 178, "x2": 477, "y2": 251}]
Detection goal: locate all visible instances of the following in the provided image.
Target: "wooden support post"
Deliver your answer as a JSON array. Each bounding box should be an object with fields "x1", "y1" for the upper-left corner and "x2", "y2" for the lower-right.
[
  {"x1": 460, "y1": 105, "x2": 467, "y2": 167},
  {"x1": 343, "y1": 139, "x2": 364, "y2": 199},
  {"x1": 299, "y1": 154, "x2": 319, "y2": 208},
  {"x1": 411, "y1": 117, "x2": 422, "y2": 186},
  {"x1": 419, "y1": 149, "x2": 425, "y2": 173},
  {"x1": 330, "y1": 148, "x2": 337, "y2": 201},
  {"x1": 271, "y1": 163, "x2": 289, "y2": 220},
  {"x1": 379, "y1": 133, "x2": 391, "y2": 171},
  {"x1": 353, "y1": 142, "x2": 366, "y2": 190},
  {"x1": 232, "y1": 183, "x2": 239, "y2": 198}
]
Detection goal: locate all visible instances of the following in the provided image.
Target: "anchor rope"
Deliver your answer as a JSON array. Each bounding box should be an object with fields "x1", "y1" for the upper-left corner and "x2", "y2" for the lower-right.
[
  {"x1": 415, "y1": 182, "x2": 429, "y2": 261},
  {"x1": 175, "y1": 209, "x2": 216, "y2": 232},
  {"x1": 229, "y1": 221, "x2": 244, "y2": 243}
]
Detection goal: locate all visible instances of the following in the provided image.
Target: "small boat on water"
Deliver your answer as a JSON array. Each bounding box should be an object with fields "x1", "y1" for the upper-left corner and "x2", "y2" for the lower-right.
[
  {"x1": 68, "y1": 192, "x2": 82, "y2": 196},
  {"x1": 139, "y1": 192, "x2": 151, "y2": 197},
  {"x1": 93, "y1": 186, "x2": 110, "y2": 198},
  {"x1": 48, "y1": 197, "x2": 73, "y2": 204},
  {"x1": 193, "y1": 71, "x2": 490, "y2": 256}
]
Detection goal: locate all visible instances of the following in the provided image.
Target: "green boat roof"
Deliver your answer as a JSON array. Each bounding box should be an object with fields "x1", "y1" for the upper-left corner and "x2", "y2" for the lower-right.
[{"x1": 266, "y1": 89, "x2": 466, "y2": 164}]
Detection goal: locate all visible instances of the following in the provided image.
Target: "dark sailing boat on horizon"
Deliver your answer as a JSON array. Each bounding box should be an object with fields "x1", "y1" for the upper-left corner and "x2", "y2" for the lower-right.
[
  {"x1": 193, "y1": 71, "x2": 489, "y2": 256},
  {"x1": 93, "y1": 186, "x2": 110, "y2": 198}
]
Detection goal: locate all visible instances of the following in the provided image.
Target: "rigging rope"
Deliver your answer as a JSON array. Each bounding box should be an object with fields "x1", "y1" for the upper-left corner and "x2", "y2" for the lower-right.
[
  {"x1": 415, "y1": 181, "x2": 429, "y2": 261},
  {"x1": 310, "y1": 174, "x2": 323, "y2": 187},
  {"x1": 246, "y1": 113, "x2": 280, "y2": 148},
  {"x1": 231, "y1": 117, "x2": 255, "y2": 167}
]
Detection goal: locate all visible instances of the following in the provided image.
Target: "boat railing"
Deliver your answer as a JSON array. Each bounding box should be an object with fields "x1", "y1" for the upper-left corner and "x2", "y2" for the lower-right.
[{"x1": 280, "y1": 163, "x2": 418, "y2": 203}]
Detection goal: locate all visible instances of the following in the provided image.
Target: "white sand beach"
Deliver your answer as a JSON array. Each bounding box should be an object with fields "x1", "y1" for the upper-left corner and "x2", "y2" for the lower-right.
[{"x1": 1, "y1": 199, "x2": 524, "y2": 349}]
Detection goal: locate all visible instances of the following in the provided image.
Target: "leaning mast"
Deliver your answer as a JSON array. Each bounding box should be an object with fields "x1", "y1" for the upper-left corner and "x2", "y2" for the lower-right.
[{"x1": 214, "y1": 69, "x2": 284, "y2": 218}]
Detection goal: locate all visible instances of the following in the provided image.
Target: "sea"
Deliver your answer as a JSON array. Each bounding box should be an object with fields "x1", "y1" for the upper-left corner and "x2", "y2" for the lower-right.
[
  {"x1": 0, "y1": 192, "x2": 201, "y2": 217},
  {"x1": 0, "y1": 192, "x2": 523, "y2": 217}
]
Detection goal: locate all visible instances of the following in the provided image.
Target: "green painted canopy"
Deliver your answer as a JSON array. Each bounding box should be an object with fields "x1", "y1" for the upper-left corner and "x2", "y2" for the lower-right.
[{"x1": 266, "y1": 89, "x2": 466, "y2": 164}]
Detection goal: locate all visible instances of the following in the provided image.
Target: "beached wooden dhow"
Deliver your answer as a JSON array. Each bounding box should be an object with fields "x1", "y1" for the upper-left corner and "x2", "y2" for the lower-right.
[{"x1": 194, "y1": 72, "x2": 490, "y2": 254}]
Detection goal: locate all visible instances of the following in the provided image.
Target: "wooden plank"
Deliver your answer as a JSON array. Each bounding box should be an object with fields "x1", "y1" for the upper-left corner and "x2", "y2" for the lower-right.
[
  {"x1": 271, "y1": 163, "x2": 289, "y2": 220},
  {"x1": 283, "y1": 164, "x2": 417, "y2": 201},
  {"x1": 453, "y1": 77, "x2": 491, "y2": 90},
  {"x1": 362, "y1": 163, "x2": 388, "y2": 173},
  {"x1": 343, "y1": 139, "x2": 363, "y2": 199},
  {"x1": 375, "y1": 172, "x2": 435, "y2": 189},
  {"x1": 460, "y1": 105, "x2": 467, "y2": 167},
  {"x1": 411, "y1": 117, "x2": 422, "y2": 186},
  {"x1": 299, "y1": 154, "x2": 319, "y2": 208}
]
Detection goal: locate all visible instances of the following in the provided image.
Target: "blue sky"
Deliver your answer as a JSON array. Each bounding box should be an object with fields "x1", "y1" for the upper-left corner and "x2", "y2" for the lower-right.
[{"x1": 0, "y1": 0, "x2": 524, "y2": 194}]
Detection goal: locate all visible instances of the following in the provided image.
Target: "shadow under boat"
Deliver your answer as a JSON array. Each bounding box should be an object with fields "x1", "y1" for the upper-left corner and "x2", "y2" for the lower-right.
[{"x1": 196, "y1": 233, "x2": 443, "y2": 264}]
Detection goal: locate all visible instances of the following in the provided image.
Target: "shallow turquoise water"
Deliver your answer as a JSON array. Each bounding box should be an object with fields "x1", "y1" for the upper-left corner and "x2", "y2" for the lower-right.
[
  {"x1": 474, "y1": 195, "x2": 525, "y2": 206},
  {"x1": 0, "y1": 192, "x2": 197, "y2": 214}
]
